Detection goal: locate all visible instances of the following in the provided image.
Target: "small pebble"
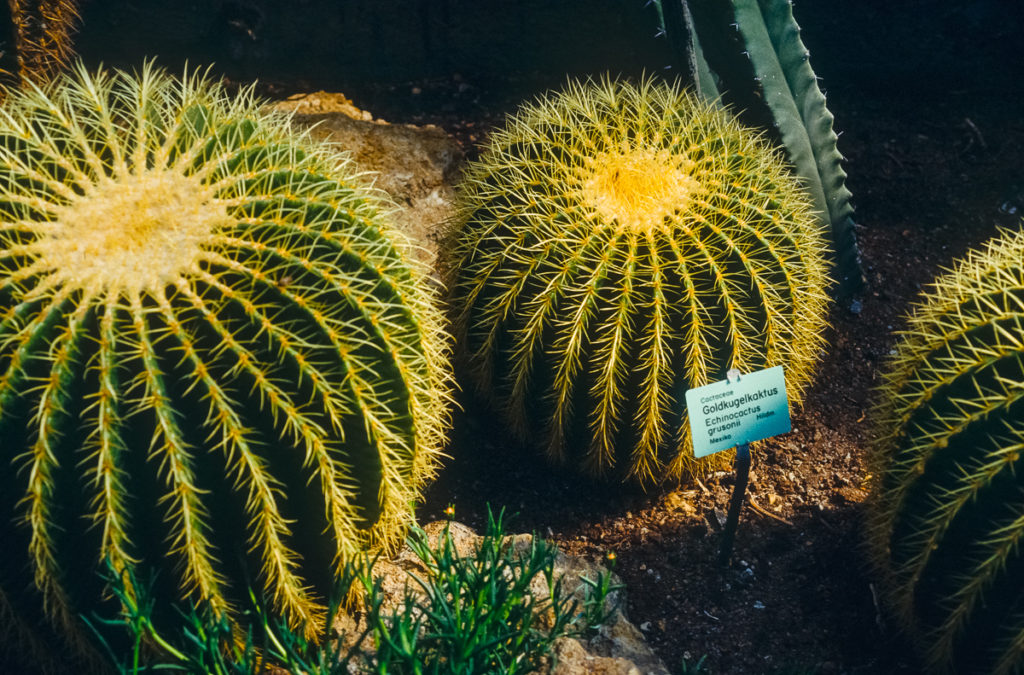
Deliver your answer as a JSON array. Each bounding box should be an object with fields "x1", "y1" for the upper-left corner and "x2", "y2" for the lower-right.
[{"x1": 753, "y1": 600, "x2": 766, "y2": 609}]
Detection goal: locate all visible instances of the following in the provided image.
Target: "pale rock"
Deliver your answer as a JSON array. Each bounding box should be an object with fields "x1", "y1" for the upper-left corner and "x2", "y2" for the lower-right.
[{"x1": 268, "y1": 92, "x2": 464, "y2": 273}]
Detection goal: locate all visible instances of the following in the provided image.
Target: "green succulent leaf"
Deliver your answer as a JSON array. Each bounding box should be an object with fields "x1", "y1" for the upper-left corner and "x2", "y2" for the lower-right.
[{"x1": 652, "y1": 0, "x2": 861, "y2": 294}]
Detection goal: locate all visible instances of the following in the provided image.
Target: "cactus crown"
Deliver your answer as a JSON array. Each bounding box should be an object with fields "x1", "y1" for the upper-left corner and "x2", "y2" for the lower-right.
[
  {"x1": 868, "y1": 227, "x2": 1024, "y2": 674},
  {"x1": 451, "y1": 76, "x2": 829, "y2": 485},
  {"x1": 0, "y1": 61, "x2": 451, "y2": 667},
  {"x1": 39, "y1": 168, "x2": 227, "y2": 293}
]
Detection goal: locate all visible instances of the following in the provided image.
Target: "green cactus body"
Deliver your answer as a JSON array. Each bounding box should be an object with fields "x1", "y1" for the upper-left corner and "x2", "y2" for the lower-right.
[
  {"x1": 451, "y1": 77, "x2": 829, "y2": 486},
  {"x1": 868, "y1": 228, "x2": 1024, "y2": 675},
  {"x1": 0, "y1": 62, "x2": 451, "y2": 667}
]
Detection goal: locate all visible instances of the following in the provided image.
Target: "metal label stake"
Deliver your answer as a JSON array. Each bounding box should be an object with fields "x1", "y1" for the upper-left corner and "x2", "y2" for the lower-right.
[
  {"x1": 718, "y1": 441, "x2": 751, "y2": 567},
  {"x1": 684, "y1": 366, "x2": 792, "y2": 568}
]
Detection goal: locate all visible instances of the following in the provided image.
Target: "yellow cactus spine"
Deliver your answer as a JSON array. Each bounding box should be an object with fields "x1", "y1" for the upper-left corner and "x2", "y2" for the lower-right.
[
  {"x1": 0, "y1": 61, "x2": 451, "y2": 668},
  {"x1": 867, "y1": 226, "x2": 1024, "y2": 675},
  {"x1": 451, "y1": 76, "x2": 829, "y2": 487}
]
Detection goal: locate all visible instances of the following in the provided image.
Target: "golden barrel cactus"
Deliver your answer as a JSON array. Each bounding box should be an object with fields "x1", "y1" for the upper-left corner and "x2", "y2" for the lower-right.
[
  {"x1": 0, "y1": 62, "x2": 451, "y2": 667},
  {"x1": 868, "y1": 227, "x2": 1024, "y2": 674},
  {"x1": 450, "y1": 77, "x2": 829, "y2": 486}
]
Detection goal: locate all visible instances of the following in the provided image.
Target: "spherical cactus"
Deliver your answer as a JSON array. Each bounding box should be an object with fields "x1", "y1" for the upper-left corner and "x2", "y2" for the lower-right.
[
  {"x1": 450, "y1": 76, "x2": 830, "y2": 486},
  {"x1": 0, "y1": 62, "x2": 451, "y2": 667},
  {"x1": 867, "y1": 227, "x2": 1024, "y2": 675}
]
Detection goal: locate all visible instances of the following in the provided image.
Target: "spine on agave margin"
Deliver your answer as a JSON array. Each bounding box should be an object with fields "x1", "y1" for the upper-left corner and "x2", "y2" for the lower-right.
[
  {"x1": 651, "y1": 0, "x2": 862, "y2": 295},
  {"x1": 0, "y1": 62, "x2": 451, "y2": 669},
  {"x1": 867, "y1": 227, "x2": 1024, "y2": 675},
  {"x1": 0, "y1": 0, "x2": 80, "y2": 91},
  {"x1": 450, "y1": 76, "x2": 829, "y2": 487}
]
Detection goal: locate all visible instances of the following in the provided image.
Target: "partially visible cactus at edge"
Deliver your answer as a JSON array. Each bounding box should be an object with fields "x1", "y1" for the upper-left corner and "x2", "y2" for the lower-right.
[
  {"x1": 450, "y1": 76, "x2": 830, "y2": 487},
  {"x1": 651, "y1": 0, "x2": 862, "y2": 295},
  {"x1": 0, "y1": 0, "x2": 80, "y2": 91},
  {"x1": 0, "y1": 61, "x2": 452, "y2": 671},
  {"x1": 867, "y1": 226, "x2": 1024, "y2": 675}
]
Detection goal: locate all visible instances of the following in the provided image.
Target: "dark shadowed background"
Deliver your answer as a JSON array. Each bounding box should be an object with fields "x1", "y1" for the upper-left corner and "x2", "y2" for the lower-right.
[{"x1": 73, "y1": 1, "x2": 1022, "y2": 102}]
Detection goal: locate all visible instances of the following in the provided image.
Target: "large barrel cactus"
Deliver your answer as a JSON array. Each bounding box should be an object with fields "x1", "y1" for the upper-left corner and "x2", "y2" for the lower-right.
[
  {"x1": 0, "y1": 62, "x2": 451, "y2": 668},
  {"x1": 450, "y1": 77, "x2": 829, "y2": 486},
  {"x1": 868, "y1": 228, "x2": 1024, "y2": 675}
]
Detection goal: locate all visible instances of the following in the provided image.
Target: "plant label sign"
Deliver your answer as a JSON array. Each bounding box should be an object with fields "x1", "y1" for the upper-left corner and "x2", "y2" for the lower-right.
[{"x1": 686, "y1": 366, "x2": 791, "y2": 458}]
